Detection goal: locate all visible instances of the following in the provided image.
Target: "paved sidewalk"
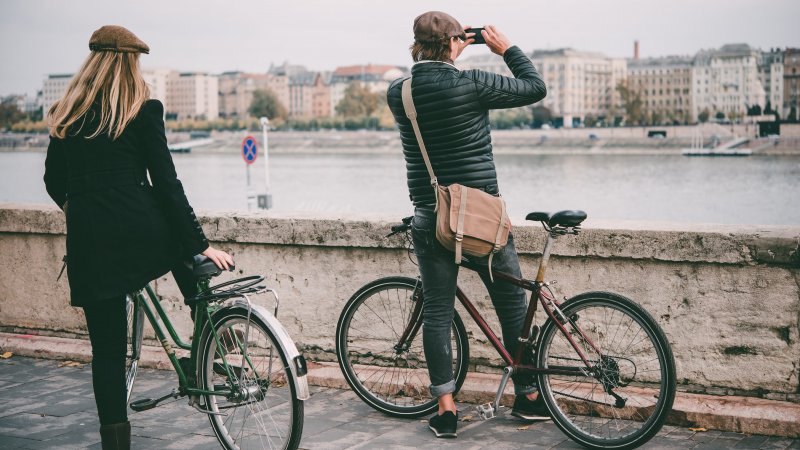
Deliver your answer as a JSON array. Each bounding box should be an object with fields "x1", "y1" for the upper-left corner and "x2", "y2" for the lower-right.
[{"x1": 1, "y1": 356, "x2": 798, "y2": 449}]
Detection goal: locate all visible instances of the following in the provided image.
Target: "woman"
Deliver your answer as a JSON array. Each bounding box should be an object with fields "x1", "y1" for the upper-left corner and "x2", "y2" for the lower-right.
[
  {"x1": 43, "y1": 25, "x2": 233, "y2": 449},
  {"x1": 386, "y1": 12, "x2": 548, "y2": 438}
]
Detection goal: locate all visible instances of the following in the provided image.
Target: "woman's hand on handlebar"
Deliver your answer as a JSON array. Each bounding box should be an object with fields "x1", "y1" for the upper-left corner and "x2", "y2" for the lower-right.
[{"x1": 202, "y1": 246, "x2": 235, "y2": 271}]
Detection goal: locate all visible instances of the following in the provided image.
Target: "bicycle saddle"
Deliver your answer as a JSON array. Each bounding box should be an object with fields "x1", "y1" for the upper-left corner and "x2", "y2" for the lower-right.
[
  {"x1": 526, "y1": 210, "x2": 587, "y2": 228},
  {"x1": 189, "y1": 255, "x2": 231, "y2": 277}
]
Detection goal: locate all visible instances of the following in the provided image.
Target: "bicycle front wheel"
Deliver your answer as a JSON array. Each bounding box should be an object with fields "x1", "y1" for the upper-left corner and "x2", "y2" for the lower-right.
[
  {"x1": 199, "y1": 309, "x2": 303, "y2": 450},
  {"x1": 336, "y1": 276, "x2": 470, "y2": 418},
  {"x1": 537, "y1": 292, "x2": 676, "y2": 450},
  {"x1": 124, "y1": 293, "x2": 144, "y2": 403}
]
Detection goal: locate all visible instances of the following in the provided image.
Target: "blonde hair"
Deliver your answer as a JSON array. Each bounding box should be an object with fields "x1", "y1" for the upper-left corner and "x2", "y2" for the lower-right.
[{"x1": 48, "y1": 51, "x2": 149, "y2": 140}]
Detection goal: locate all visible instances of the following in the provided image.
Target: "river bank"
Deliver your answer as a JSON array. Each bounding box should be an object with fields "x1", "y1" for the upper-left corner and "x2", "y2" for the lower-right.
[{"x1": 4, "y1": 125, "x2": 800, "y2": 155}]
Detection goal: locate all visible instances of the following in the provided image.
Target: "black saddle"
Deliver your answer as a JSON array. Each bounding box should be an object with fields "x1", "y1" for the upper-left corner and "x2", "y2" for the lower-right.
[
  {"x1": 188, "y1": 255, "x2": 230, "y2": 277},
  {"x1": 526, "y1": 210, "x2": 587, "y2": 228}
]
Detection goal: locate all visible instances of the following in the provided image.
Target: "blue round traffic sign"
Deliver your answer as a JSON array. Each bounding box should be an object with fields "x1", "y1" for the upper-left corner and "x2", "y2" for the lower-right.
[{"x1": 242, "y1": 135, "x2": 258, "y2": 165}]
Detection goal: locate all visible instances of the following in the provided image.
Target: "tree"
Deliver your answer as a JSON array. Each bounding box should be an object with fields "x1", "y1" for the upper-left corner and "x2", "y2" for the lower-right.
[
  {"x1": 248, "y1": 89, "x2": 287, "y2": 120},
  {"x1": 616, "y1": 81, "x2": 644, "y2": 125},
  {"x1": 335, "y1": 81, "x2": 381, "y2": 117},
  {"x1": 746, "y1": 104, "x2": 762, "y2": 116},
  {"x1": 531, "y1": 105, "x2": 552, "y2": 128},
  {"x1": 698, "y1": 108, "x2": 710, "y2": 123},
  {"x1": 789, "y1": 106, "x2": 798, "y2": 123},
  {"x1": 715, "y1": 111, "x2": 726, "y2": 120},
  {"x1": 764, "y1": 100, "x2": 773, "y2": 115},
  {"x1": 0, "y1": 102, "x2": 25, "y2": 129},
  {"x1": 584, "y1": 114, "x2": 598, "y2": 128}
]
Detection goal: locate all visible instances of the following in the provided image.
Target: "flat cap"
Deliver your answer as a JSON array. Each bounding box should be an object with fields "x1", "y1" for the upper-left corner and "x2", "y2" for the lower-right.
[
  {"x1": 413, "y1": 11, "x2": 464, "y2": 43},
  {"x1": 89, "y1": 25, "x2": 149, "y2": 54}
]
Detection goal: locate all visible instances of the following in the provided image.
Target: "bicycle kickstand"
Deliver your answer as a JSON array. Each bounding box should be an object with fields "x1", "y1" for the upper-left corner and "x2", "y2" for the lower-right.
[{"x1": 476, "y1": 366, "x2": 513, "y2": 420}]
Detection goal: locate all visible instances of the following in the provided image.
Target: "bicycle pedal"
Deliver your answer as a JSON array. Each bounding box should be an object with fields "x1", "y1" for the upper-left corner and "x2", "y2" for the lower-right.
[
  {"x1": 129, "y1": 397, "x2": 158, "y2": 412},
  {"x1": 476, "y1": 403, "x2": 496, "y2": 420}
]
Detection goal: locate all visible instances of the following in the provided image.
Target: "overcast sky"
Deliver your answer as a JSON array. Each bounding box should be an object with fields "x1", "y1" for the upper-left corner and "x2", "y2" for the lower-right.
[{"x1": 2, "y1": 0, "x2": 799, "y2": 96}]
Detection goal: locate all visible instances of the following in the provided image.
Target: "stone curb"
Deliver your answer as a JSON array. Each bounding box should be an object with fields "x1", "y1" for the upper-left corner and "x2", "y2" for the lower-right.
[{"x1": 2, "y1": 331, "x2": 798, "y2": 438}]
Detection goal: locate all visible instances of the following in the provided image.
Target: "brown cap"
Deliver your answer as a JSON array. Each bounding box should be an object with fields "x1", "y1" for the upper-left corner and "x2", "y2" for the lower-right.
[
  {"x1": 413, "y1": 11, "x2": 464, "y2": 43},
  {"x1": 89, "y1": 25, "x2": 149, "y2": 54}
]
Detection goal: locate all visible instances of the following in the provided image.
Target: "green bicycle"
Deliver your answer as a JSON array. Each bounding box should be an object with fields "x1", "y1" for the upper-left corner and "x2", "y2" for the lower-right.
[{"x1": 123, "y1": 256, "x2": 308, "y2": 450}]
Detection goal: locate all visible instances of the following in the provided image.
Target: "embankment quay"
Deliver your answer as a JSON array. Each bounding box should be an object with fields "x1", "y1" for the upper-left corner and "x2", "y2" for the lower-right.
[
  {"x1": 1, "y1": 204, "x2": 799, "y2": 438},
  {"x1": 3, "y1": 123, "x2": 800, "y2": 155}
]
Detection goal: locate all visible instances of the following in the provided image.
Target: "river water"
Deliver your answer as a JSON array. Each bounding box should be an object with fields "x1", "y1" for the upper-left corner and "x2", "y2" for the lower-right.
[{"x1": 2, "y1": 151, "x2": 798, "y2": 225}]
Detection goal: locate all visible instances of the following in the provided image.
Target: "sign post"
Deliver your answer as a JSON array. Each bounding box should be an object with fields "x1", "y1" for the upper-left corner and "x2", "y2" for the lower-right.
[
  {"x1": 242, "y1": 135, "x2": 258, "y2": 210},
  {"x1": 258, "y1": 117, "x2": 273, "y2": 209}
]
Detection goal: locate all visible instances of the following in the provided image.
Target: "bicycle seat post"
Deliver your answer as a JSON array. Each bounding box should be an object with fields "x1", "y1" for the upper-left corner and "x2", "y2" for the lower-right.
[{"x1": 535, "y1": 231, "x2": 558, "y2": 283}]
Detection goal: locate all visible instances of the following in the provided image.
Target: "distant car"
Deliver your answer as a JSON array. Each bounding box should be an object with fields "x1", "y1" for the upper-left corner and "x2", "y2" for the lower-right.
[{"x1": 540, "y1": 124, "x2": 551, "y2": 130}]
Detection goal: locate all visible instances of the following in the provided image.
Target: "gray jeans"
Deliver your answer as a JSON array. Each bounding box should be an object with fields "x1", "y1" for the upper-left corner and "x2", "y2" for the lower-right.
[{"x1": 411, "y1": 207, "x2": 536, "y2": 398}]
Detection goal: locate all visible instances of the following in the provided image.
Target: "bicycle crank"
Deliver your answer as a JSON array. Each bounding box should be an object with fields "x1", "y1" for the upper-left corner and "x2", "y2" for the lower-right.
[{"x1": 130, "y1": 389, "x2": 179, "y2": 412}]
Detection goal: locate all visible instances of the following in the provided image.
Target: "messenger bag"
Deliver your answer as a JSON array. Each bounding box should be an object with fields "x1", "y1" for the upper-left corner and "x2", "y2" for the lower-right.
[{"x1": 401, "y1": 78, "x2": 511, "y2": 279}]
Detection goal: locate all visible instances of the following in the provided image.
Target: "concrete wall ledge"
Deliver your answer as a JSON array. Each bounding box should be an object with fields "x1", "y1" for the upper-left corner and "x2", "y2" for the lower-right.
[
  {"x1": 1, "y1": 203, "x2": 798, "y2": 267},
  {"x1": 1, "y1": 203, "x2": 799, "y2": 404}
]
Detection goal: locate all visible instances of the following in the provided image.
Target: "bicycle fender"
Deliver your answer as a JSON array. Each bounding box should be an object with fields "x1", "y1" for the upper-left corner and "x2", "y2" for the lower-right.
[{"x1": 211, "y1": 300, "x2": 310, "y2": 401}]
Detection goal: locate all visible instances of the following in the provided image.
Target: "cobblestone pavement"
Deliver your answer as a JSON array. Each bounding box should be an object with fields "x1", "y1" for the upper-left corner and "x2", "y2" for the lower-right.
[{"x1": 1, "y1": 357, "x2": 798, "y2": 449}]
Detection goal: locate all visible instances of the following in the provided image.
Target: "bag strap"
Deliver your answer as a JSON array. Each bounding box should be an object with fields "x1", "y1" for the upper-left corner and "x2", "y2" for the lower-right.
[
  {"x1": 401, "y1": 78, "x2": 438, "y2": 188},
  {"x1": 454, "y1": 186, "x2": 468, "y2": 263}
]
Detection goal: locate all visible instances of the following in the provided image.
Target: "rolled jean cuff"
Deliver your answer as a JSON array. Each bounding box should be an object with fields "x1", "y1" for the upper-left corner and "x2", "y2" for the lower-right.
[
  {"x1": 514, "y1": 382, "x2": 538, "y2": 396},
  {"x1": 429, "y1": 379, "x2": 457, "y2": 398}
]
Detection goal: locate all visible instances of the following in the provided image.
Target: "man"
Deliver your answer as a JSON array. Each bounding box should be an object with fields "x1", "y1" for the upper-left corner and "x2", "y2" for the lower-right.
[{"x1": 386, "y1": 11, "x2": 548, "y2": 438}]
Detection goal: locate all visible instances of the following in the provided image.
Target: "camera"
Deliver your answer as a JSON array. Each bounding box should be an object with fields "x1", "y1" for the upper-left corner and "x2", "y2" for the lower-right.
[{"x1": 465, "y1": 27, "x2": 485, "y2": 45}]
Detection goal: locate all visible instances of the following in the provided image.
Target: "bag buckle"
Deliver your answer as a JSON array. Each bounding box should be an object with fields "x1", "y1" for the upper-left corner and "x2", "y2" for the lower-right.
[{"x1": 455, "y1": 233, "x2": 463, "y2": 242}]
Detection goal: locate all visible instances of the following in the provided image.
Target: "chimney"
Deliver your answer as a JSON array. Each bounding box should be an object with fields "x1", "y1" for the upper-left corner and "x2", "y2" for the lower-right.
[{"x1": 634, "y1": 40, "x2": 640, "y2": 60}]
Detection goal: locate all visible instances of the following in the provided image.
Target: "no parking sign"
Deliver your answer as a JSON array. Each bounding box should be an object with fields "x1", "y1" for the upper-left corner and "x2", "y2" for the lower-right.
[{"x1": 242, "y1": 135, "x2": 258, "y2": 164}]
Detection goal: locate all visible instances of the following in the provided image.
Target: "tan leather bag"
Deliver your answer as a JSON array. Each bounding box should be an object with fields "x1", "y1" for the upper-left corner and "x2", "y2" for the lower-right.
[{"x1": 402, "y1": 79, "x2": 511, "y2": 275}]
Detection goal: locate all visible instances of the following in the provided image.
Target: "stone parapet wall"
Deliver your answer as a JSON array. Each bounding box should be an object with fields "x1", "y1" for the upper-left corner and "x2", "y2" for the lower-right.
[{"x1": 0, "y1": 204, "x2": 798, "y2": 400}]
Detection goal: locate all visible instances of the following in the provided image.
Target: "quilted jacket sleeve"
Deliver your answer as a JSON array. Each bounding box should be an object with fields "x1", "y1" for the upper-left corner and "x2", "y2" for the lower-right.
[{"x1": 469, "y1": 46, "x2": 547, "y2": 110}]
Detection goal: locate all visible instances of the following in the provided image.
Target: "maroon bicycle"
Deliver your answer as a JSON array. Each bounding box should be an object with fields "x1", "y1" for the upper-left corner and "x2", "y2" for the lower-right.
[{"x1": 335, "y1": 210, "x2": 676, "y2": 449}]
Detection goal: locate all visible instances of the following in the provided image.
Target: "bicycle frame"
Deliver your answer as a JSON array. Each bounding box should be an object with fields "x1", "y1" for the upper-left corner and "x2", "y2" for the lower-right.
[
  {"x1": 397, "y1": 230, "x2": 605, "y2": 380},
  {"x1": 130, "y1": 279, "x2": 255, "y2": 397}
]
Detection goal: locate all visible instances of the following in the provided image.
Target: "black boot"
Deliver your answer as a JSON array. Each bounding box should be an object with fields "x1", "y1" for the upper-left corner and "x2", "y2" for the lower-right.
[{"x1": 99, "y1": 421, "x2": 131, "y2": 450}]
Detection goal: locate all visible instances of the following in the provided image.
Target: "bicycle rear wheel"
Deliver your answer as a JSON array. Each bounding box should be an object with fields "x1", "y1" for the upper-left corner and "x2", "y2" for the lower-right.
[
  {"x1": 336, "y1": 276, "x2": 469, "y2": 418},
  {"x1": 536, "y1": 292, "x2": 676, "y2": 450},
  {"x1": 124, "y1": 293, "x2": 144, "y2": 403},
  {"x1": 199, "y1": 309, "x2": 303, "y2": 450}
]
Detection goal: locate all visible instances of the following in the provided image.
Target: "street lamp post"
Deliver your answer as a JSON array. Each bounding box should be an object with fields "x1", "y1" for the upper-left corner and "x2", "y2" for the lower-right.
[{"x1": 258, "y1": 117, "x2": 273, "y2": 210}]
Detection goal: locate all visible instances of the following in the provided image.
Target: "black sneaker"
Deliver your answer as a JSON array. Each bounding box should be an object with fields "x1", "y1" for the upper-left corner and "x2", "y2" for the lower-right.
[
  {"x1": 428, "y1": 411, "x2": 458, "y2": 438},
  {"x1": 511, "y1": 394, "x2": 551, "y2": 421}
]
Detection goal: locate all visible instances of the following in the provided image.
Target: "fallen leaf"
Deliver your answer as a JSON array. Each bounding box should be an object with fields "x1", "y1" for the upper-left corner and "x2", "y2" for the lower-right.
[
  {"x1": 460, "y1": 415, "x2": 474, "y2": 422},
  {"x1": 689, "y1": 427, "x2": 707, "y2": 432},
  {"x1": 58, "y1": 360, "x2": 84, "y2": 368},
  {"x1": 0, "y1": 352, "x2": 12, "y2": 359},
  {"x1": 517, "y1": 425, "x2": 530, "y2": 431}
]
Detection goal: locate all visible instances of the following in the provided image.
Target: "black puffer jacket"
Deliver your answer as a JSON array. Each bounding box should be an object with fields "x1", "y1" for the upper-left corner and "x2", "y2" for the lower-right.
[{"x1": 387, "y1": 46, "x2": 546, "y2": 208}]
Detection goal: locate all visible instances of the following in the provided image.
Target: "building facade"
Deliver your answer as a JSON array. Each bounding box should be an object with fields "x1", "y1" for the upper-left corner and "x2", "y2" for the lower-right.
[
  {"x1": 166, "y1": 72, "x2": 219, "y2": 120},
  {"x1": 217, "y1": 72, "x2": 290, "y2": 119},
  {"x1": 758, "y1": 49, "x2": 784, "y2": 117},
  {"x1": 329, "y1": 65, "x2": 403, "y2": 116},
  {"x1": 529, "y1": 49, "x2": 626, "y2": 127},
  {"x1": 784, "y1": 48, "x2": 800, "y2": 120},
  {"x1": 41, "y1": 74, "x2": 73, "y2": 115},
  {"x1": 627, "y1": 56, "x2": 694, "y2": 123},
  {"x1": 693, "y1": 44, "x2": 765, "y2": 121},
  {"x1": 142, "y1": 68, "x2": 171, "y2": 107}
]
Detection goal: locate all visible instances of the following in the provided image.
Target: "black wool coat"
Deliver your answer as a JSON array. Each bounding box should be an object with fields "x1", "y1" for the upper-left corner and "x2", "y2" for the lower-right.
[
  {"x1": 386, "y1": 46, "x2": 547, "y2": 208},
  {"x1": 44, "y1": 99, "x2": 209, "y2": 306}
]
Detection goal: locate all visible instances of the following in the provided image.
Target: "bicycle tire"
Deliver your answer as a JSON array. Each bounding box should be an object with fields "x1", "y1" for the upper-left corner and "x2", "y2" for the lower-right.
[
  {"x1": 536, "y1": 292, "x2": 676, "y2": 450},
  {"x1": 198, "y1": 308, "x2": 303, "y2": 450},
  {"x1": 336, "y1": 276, "x2": 470, "y2": 418},
  {"x1": 124, "y1": 293, "x2": 144, "y2": 403}
]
